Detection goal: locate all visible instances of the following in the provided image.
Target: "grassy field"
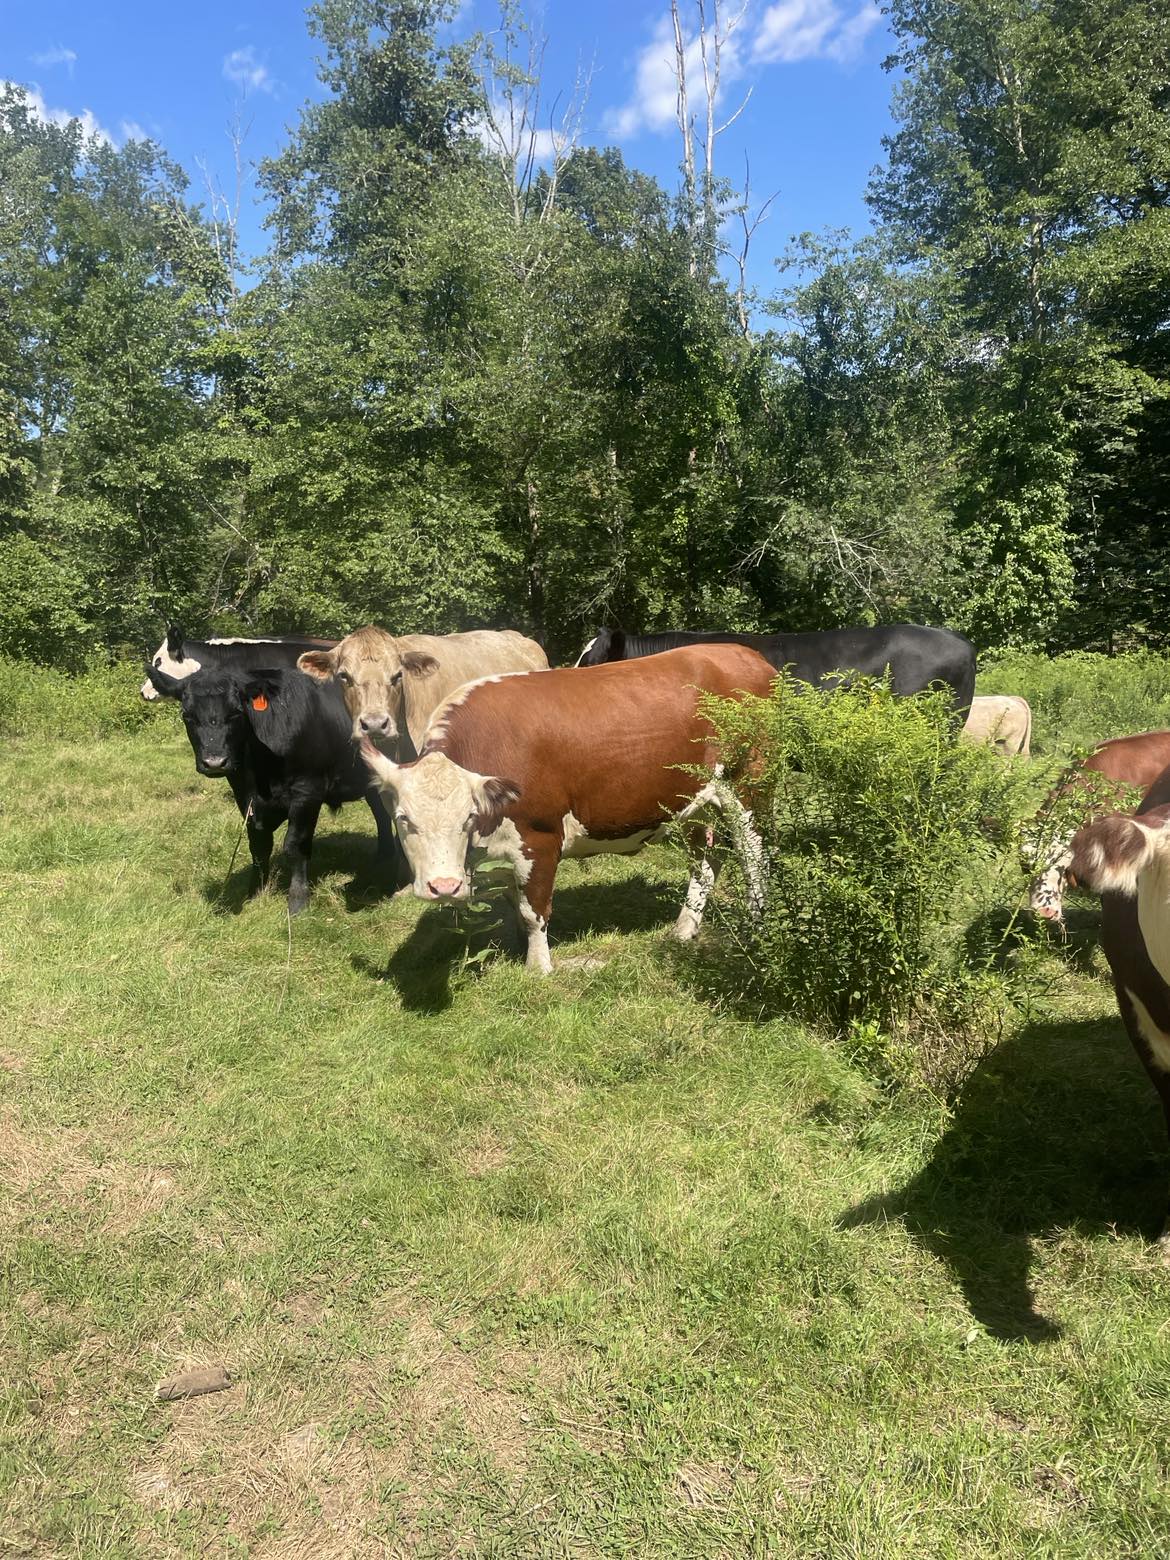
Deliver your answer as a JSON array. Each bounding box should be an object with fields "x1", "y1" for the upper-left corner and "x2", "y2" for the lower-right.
[{"x1": 4, "y1": 719, "x2": 1170, "y2": 1556}]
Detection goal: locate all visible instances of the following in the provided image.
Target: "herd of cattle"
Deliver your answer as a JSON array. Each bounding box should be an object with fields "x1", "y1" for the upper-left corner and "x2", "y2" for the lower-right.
[{"x1": 141, "y1": 617, "x2": 1170, "y2": 1243}]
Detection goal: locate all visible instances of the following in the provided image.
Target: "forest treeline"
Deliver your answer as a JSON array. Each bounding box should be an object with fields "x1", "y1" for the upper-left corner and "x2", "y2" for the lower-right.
[{"x1": 1, "y1": 0, "x2": 1167, "y2": 667}]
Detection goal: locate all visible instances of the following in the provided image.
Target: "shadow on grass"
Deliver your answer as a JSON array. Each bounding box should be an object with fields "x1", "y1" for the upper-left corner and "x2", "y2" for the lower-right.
[
  {"x1": 356, "y1": 872, "x2": 683, "y2": 1013},
  {"x1": 198, "y1": 829, "x2": 397, "y2": 917},
  {"x1": 840, "y1": 1013, "x2": 1166, "y2": 1342}
]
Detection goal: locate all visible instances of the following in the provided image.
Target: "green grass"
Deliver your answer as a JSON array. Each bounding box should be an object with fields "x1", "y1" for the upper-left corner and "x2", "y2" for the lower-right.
[{"x1": 3, "y1": 727, "x2": 1170, "y2": 1555}]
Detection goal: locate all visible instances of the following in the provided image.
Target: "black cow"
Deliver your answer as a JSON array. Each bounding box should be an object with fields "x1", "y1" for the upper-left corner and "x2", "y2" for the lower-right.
[
  {"x1": 141, "y1": 625, "x2": 337, "y2": 702},
  {"x1": 574, "y1": 623, "x2": 976, "y2": 715},
  {"x1": 145, "y1": 662, "x2": 406, "y2": 912}
]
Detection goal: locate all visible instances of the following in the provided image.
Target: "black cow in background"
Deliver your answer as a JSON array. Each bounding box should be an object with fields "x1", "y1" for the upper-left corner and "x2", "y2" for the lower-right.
[
  {"x1": 141, "y1": 625, "x2": 337, "y2": 701},
  {"x1": 145, "y1": 662, "x2": 406, "y2": 912},
  {"x1": 575, "y1": 624, "x2": 977, "y2": 716}
]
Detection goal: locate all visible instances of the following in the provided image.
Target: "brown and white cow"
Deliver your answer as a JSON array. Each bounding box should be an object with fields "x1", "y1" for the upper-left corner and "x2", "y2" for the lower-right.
[
  {"x1": 962, "y1": 695, "x2": 1032, "y2": 757},
  {"x1": 1027, "y1": 730, "x2": 1170, "y2": 922},
  {"x1": 1067, "y1": 764, "x2": 1170, "y2": 1251},
  {"x1": 298, "y1": 626, "x2": 547, "y2": 755},
  {"x1": 360, "y1": 644, "x2": 777, "y2": 972}
]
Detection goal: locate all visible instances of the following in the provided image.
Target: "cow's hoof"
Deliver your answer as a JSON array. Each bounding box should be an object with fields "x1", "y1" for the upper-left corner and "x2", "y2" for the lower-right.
[{"x1": 287, "y1": 891, "x2": 310, "y2": 918}]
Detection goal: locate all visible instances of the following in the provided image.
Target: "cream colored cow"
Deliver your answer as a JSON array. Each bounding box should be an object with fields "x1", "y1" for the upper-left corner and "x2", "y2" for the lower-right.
[
  {"x1": 298, "y1": 626, "x2": 547, "y2": 756},
  {"x1": 962, "y1": 695, "x2": 1032, "y2": 757}
]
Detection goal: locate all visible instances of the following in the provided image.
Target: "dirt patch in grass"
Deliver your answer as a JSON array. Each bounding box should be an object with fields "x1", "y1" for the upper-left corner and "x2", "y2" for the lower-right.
[
  {"x1": 131, "y1": 1387, "x2": 397, "y2": 1557},
  {"x1": 392, "y1": 1312, "x2": 533, "y2": 1473},
  {"x1": 0, "y1": 1107, "x2": 180, "y2": 1236},
  {"x1": 460, "y1": 1129, "x2": 509, "y2": 1177}
]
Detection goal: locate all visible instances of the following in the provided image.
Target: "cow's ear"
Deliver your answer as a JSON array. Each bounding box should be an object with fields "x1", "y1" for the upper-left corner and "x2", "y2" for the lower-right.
[
  {"x1": 400, "y1": 651, "x2": 438, "y2": 678},
  {"x1": 166, "y1": 625, "x2": 184, "y2": 656},
  {"x1": 145, "y1": 661, "x2": 183, "y2": 698},
  {"x1": 242, "y1": 671, "x2": 298, "y2": 753},
  {"x1": 297, "y1": 649, "x2": 336, "y2": 680},
  {"x1": 475, "y1": 775, "x2": 521, "y2": 831},
  {"x1": 1068, "y1": 814, "x2": 1160, "y2": 897}
]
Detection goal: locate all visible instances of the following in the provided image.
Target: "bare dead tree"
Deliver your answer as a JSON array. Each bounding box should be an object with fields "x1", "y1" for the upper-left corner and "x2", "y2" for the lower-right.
[
  {"x1": 475, "y1": 2, "x2": 592, "y2": 227},
  {"x1": 670, "y1": 0, "x2": 753, "y2": 270},
  {"x1": 197, "y1": 107, "x2": 251, "y2": 305},
  {"x1": 719, "y1": 155, "x2": 778, "y2": 336}
]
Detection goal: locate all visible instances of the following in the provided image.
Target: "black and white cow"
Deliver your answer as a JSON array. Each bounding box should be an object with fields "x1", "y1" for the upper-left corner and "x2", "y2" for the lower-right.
[
  {"x1": 141, "y1": 625, "x2": 337, "y2": 701},
  {"x1": 574, "y1": 624, "x2": 976, "y2": 716},
  {"x1": 145, "y1": 661, "x2": 405, "y2": 912}
]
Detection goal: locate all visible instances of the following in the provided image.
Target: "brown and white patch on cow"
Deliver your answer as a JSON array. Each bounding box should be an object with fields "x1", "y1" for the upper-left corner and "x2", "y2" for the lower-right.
[
  {"x1": 423, "y1": 670, "x2": 537, "y2": 748},
  {"x1": 1069, "y1": 815, "x2": 1160, "y2": 898},
  {"x1": 561, "y1": 810, "x2": 660, "y2": 858},
  {"x1": 1124, "y1": 990, "x2": 1170, "y2": 1075}
]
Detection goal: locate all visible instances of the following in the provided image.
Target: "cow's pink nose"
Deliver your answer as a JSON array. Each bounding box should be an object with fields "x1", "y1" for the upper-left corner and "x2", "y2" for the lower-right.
[
  {"x1": 1035, "y1": 904, "x2": 1060, "y2": 920},
  {"x1": 427, "y1": 878, "x2": 463, "y2": 899}
]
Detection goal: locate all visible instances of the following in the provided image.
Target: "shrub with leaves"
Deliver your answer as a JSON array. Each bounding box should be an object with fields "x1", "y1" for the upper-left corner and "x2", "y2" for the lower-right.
[
  {"x1": 694, "y1": 675, "x2": 1036, "y2": 1095},
  {"x1": 0, "y1": 656, "x2": 161, "y2": 741}
]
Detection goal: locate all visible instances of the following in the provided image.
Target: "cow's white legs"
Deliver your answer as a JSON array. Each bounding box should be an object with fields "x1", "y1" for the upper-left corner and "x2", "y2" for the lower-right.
[
  {"x1": 517, "y1": 892, "x2": 553, "y2": 974},
  {"x1": 674, "y1": 854, "x2": 719, "y2": 941},
  {"x1": 672, "y1": 780, "x2": 768, "y2": 941}
]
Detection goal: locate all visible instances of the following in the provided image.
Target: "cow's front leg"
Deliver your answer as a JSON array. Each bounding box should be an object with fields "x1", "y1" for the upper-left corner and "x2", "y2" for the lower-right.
[
  {"x1": 246, "y1": 803, "x2": 278, "y2": 897},
  {"x1": 513, "y1": 839, "x2": 558, "y2": 975},
  {"x1": 283, "y1": 796, "x2": 322, "y2": 916},
  {"x1": 366, "y1": 790, "x2": 410, "y2": 889}
]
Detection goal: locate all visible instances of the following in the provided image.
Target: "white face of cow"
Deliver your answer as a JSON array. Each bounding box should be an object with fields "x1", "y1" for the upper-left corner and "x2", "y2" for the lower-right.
[
  {"x1": 141, "y1": 636, "x2": 202, "y2": 700},
  {"x1": 361, "y1": 746, "x2": 520, "y2": 901}
]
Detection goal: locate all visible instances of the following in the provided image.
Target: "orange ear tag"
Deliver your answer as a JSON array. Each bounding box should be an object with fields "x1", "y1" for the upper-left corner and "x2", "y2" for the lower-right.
[{"x1": 251, "y1": 693, "x2": 269, "y2": 711}]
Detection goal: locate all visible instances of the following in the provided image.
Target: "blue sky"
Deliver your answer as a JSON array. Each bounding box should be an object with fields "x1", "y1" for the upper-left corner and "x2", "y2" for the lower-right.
[{"x1": 1, "y1": 0, "x2": 896, "y2": 297}]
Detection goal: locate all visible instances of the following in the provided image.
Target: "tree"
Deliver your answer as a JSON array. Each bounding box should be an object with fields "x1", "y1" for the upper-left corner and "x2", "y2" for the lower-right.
[{"x1": 870, "y1": 0, "x2": 1170, "y2": 646}]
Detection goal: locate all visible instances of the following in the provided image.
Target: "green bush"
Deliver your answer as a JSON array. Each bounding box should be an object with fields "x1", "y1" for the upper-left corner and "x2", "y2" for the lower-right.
[
  {"x1": 978, "y1": 649, "x2": 1170, "y2": 758},
  {"x1": 0, "y1": 656, "x2": 165, "y2": 740},
  {"x1": 694, "y1": 675, "x2": 1036, "y2": 1096}
]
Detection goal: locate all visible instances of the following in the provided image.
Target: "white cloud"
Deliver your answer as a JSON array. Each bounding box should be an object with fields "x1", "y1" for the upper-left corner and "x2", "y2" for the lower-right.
[
  {"x1": 606, "y1": 1, "x2": 882, "y2": 138},
  {"x1": 31, "y1": 46, "x2": 77, "y2": 74},
  {"x1": 6, "y1": 83, "x2": 114, "y2": 146},
  {"x1": 472, "y1": 105, "x2": 572, "y2": 168},
  {"x1": 825, "y1": 2, "x2": 881, "y2": 62},
  {"x1": 605, "y1": 15, "x2": 745, "y2": 140},
  {"x1": 120, "y1": 119, "x2": 150, "y2": 143},
  {"x1": 752, "y1": 0, "x2": 880, "y2": 64},
  {"x1": 223, "y1": 46, "x2": 274, "y2": 95}
]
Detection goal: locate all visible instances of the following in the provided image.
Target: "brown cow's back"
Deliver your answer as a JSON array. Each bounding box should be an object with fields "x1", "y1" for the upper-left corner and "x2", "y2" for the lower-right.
[
  {"x1": 425, "y1": 644, "x2": 776, "y2": 840},
  {"x1": 1084, "y1": 730, "x2": 1170, "y2": 788}
]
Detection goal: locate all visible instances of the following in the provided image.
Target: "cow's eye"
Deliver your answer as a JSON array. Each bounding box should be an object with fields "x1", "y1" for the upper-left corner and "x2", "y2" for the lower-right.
[
  {"x1": 396, "y1": 812, "x2": 412, "y2": 830},
  {"x1": 338, "y1": 670, "x2": 351, "y2": 685},
  {"x1": 154, "y1": 656, "x2": 162, "y2": 667},
  {"x1": 390, "y1": 670, "x2": 403, "y2": 685}
]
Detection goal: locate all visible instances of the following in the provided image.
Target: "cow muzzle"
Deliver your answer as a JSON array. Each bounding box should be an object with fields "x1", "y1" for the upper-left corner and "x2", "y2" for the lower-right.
[
  {"x1": 423, "y1": 877, "x2": 466, "y2": 901},
  {"x1": 358, "y1": 712, "x2": 395, "y2": 739},
  {"x1": 201, "y1": 754, "x2": 229, "y2": 774}
]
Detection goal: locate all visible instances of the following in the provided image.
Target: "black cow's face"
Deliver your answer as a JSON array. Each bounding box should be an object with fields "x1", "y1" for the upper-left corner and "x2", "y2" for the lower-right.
[{"x1": 176, "y1": 674, "x2": 249, "y2": 778}]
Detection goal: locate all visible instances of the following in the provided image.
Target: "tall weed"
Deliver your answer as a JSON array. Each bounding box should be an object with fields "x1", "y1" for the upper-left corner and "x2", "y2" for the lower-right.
[
  {"x1": 0, "y1": 656, "x2": 164, "y2": 741},
  {"x1": 694, "y1": 676, "x2": 1036, "y2": 1095}
]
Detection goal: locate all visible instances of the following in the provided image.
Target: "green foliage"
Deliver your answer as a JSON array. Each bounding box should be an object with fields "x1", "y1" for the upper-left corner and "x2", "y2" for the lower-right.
[
  {"x1": 979, "y1": 649, "x2": 1170, "y2": 758},
  {"x1": 697, "y1": 677, "x2": 1033, "y2": 1094},
  {"x1": 0, "y1": 655, "x2": 158, "y2": 740}
]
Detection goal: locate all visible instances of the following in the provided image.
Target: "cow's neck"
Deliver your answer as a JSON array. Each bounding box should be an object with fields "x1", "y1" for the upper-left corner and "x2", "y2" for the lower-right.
[{"x1": 1137, "y1": 851, "x2": 1170, "y2": 986}]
